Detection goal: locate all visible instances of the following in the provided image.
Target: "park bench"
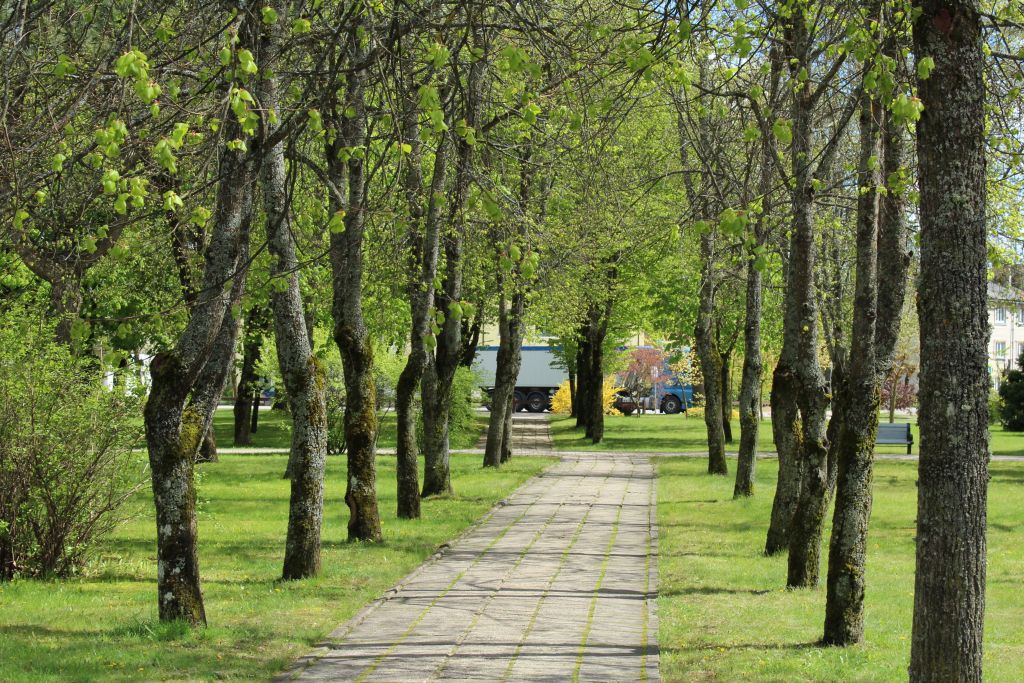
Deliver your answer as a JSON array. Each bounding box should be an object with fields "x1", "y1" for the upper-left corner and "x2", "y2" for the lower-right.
[{"x1": 876, "y1": 422, "x2": 913, "y2": 454}]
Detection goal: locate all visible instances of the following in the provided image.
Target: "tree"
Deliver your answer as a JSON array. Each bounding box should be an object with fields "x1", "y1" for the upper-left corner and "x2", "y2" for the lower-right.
[
  {"x1": 143, "y1": 3, "x2": 261, "y2": 624},
  {"x1": 421, "y1": 12, "x2": 487, "y2": 496},
  {"x1": 822, "y1": 2, "x2": 913, "y2": 643},
  {"x1": 257, "y1": 3, "x2": 329, "y2": 579},
  {"x1": 909, "y1": 0, "x2": 989, "y2": 678},
  {"x1": 391, "y1": 24, "x2": 452, "y2": 518},
  {"x1": 324, "y1": 9, "x2": 382, "y2": 542},
  {"x1": 764, "y1": 0, "x2": 857, "y2": 565}
]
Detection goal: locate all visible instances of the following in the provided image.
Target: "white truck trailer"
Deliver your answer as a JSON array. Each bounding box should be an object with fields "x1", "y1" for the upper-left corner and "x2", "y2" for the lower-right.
[{"x1": 474, "y1": 345, "x2": 568, "y2": 413}]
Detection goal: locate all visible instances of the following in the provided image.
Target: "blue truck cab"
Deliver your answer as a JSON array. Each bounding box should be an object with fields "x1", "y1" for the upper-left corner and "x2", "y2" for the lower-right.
[{"x1": 659, "y1": 382, "x2": 695, "y2": 414}]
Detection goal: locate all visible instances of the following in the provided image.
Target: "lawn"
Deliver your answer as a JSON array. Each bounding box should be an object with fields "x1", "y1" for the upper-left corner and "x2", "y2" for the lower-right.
[
  {"x1": 656, "y1": 456, "x2": 1024, "y2": 682},
  {"x1": 0, "y1": 452, "x2": 553, "y2": 682},
  {"x1": 549, "y1": 413, "x2": 1024, "y2": 457},
  {"x1": 211, "y1": 409, "x2": 490, "y2": 451}
]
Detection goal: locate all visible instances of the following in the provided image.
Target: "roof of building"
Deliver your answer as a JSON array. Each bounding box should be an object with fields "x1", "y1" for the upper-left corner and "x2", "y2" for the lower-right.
[{"x1": 988, "y1": 281, "x2": 1024, "y2": 303}]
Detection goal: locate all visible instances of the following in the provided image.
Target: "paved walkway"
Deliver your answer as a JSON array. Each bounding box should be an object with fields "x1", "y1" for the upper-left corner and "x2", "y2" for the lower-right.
[{"x1": 280, "y1": 417, "x2": 658, "y2": 682}]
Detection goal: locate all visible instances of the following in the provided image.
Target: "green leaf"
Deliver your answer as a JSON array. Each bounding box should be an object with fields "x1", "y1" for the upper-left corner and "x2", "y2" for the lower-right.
[
  {"x1": 772, "y1": 119, "x2": 792, "y2": 145},
  {"x1": 261, "y1": 6, "x2": 279, "y2": 24},
  {"x1": 328, "y1": 209, "x2": 346, "y2": 233},
  {"x1": 917, "y1": 56, "x2": 935, "y2": 80}
]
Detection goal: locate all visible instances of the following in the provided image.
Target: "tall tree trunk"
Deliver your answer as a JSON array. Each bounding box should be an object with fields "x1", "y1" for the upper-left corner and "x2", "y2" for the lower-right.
[
  {"x1": 484, "y1": 290, "x2": 525, "y2": 467},
  {"x1": 568, "y1": 372, "x2": 577, "y2": 417},
  {"x1": 822, "y1": 68, "x2": 883, "y2": 642},
  {"x1": 233, "y1": 313, "x2": 263, "y2": 446},
  {"x1": 695, "y1": 230, "x2": 727, "y2": 475},
  {"x1": 823, "y1": 27, "x2": 914, "y2": 642},
  {"x1": 735, "y1": 102, "x2": 776, "y2": 497},
  {"x1": 584, "y1": 297, "x2": 613, "y2": 445},
  {"x1": 783, "y1": 11, "x2": 832, "y2": 588},
  {"x1": 258, "y1": 33, "x2": 330, "y2": 579},
  {"x1": 250, "y1": 391, "x2": 260, "y2": 433},
  {"x1": 189, "y1": 292, "x2": 248, "y2": 465},
  {"x1": 500, "y1": 388, "x2": 516, "y2": 463},
  {"x1": 765, "y1": 365, "x2": 802, "y2": 554},
  {"x1": 328, "y1": 24, "x2": 381, "y2": 542},
  {"x1": 575, "y1": 330, "x2": 592, "y2": 430},
  {"x1": 143, "y1": 12, "x2": 258, "y2": 618},
  {"x1": 422, "y1": 30, "x2": 486, "y2": 496},
  {"x1": 909, "y1": 2, "x2": 988, "y2": 679},
  {"x1": 394, "y1": 74, "x2": 450, "y2": 519},
  {"x1": 721, "y1": 348, "x2": 733, "y2": 444}
]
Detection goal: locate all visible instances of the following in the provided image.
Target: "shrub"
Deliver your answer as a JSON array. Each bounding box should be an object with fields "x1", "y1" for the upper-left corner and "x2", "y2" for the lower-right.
[
  {"x1": 0, "y1": 315, "x2": 144, "y2": 580},
  {"x1": 999, "y1": 368, "x2": 1024, "y2": 431},
  {"x1": 450, "y1": 366, "x2": 479, "y2": 444},
  {"x1": 551, "y1": 380, "x2": 572, "y2": 415},
  {"x1": 547, "y1": 378, "x2": 619, "y2": 416},
  {"x1": 990, "y1": 390, "x2": 1003, "y2": 426}
]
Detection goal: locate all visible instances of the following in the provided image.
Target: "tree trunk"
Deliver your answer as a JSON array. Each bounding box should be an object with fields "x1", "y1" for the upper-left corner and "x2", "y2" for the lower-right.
[
  {"x1": 584, "y1": 298, "x2": 612, "y2": 444},
  {"x1": 422, "y1": 37, "x2": 485, "y2": 496},
  {"x1": 735, "y1": 108, "x2": 776, "y2": 497},
  {"x1": 328, "y1": 25, "x2": 381, "y2": 543},
  {"x1": 822, "y1": 70, "x2": 883, "y2": 642},
  {"x1": 575, "y1": 331, "x2": 592, "y2": 431},
  {"x1": 695, "y1": 230, "x2": 727, "y2": 475},
  {"x1": 143, "y1": 28, "x2": 258, "y2": 619},
  {"x1": 190, "y1": 307, "x2": 245, "y2": 465},
  {"x1": 250, "y1": 391, "x2": 260, "y2": 433},
  {"x1": 484, "y1": 290, "x2": 525, "y2": 467},
  {"x1": 394, "y1": 74, "x2": 450, "y2": 519},
  {"x1": 735, "y1": 255, "x2": 763, "y2": 497},
  {"x1": 48, "y1": 273, "x2": 83, "y2": 346},
  {"x1": 824, "y1": 36, "x2": 915, "y2": 641},
  {"x1": 721, "y1": 349, "x2": 733, "y2": 444},
  {"x1": 568, "y1": 373, "x2": 577, "y2": 417},
  {"x1": 500, "y1": 388, "x2": 516, "y2": 463},
  {"x1": 233, "y1": 315, "x2": 263, "y2": 446},
  {"x1": 258, "y1": 40, "x2": 330, "y2": 580},
  {"x1": 909, "y1": 2, "x2": 988, "y2": 679},
  {"x1": 783, "y1": 11, "x2": 832, "y2": 588}
]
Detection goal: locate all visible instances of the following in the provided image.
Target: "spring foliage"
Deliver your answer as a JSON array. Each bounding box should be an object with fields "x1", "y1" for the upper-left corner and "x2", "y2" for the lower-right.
[{"x1": 0, "y1": 312, "x2": 144, "y2": 579}]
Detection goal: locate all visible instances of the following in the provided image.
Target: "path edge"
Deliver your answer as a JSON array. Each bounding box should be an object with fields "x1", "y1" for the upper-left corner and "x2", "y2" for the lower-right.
[{"x1": 274, "y1": 456, "x2": 561, "y2": 682}]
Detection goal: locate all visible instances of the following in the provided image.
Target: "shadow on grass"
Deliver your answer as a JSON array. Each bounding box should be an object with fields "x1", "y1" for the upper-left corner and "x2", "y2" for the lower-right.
[
  {"x1": 660, "y1": 586, "x2": 774, "y2": 597},
  {"x1": 663, "y1": 640, "x2": 821, "y2": 655}
]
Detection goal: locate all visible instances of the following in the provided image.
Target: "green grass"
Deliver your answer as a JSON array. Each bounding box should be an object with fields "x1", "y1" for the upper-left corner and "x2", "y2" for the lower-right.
[
  {"x1": 212, "y1": 409, "x2": 490, "y2": 451},
  {"x1": 656, "y1": 456, "x2": 1024, "y2": 682},
  {"x1": 0, "y1": 452, "x2": 553, "y2": 682},
  {"x1": 549, "y1": 413, "x2": 1024, "y2": 457}
]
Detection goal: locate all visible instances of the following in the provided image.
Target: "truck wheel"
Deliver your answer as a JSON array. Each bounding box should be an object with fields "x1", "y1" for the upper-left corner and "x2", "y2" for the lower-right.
[
  {"x1": 661, "y1": 396, "x2": 681, "y2": 414},
  {"x1": 526, "y1": 391, "x2": 547, "y2": 413},
  {"x1": 513, "y1": 391, "x2": 526, "y2": 412}
]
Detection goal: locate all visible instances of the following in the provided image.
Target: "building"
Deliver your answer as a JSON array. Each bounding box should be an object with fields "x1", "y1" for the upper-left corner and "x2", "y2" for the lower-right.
[{"x1": 988, "y1": 281, "x2": 1024, "y2": 386}]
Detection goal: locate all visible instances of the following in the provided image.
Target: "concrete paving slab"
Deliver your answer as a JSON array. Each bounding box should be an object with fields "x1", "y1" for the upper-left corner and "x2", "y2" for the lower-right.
[{"x1": 280, "y1": 417, "x2": 658, "y2": 683}]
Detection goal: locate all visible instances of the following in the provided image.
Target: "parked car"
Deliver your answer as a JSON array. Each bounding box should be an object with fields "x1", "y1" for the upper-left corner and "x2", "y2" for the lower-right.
[{"x1": 613, "y1": 390, "x2": 640, "y2": 416}]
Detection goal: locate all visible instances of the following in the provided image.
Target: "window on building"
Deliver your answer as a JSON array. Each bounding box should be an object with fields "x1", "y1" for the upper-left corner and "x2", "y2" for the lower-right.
[
  {"x1": 995, "y1": 341, "x2": 1007, "y2": 358},
  {"x1": 1016, "y1": 309, "x2": 1024, "y2": 326},
  {"x1": 995, "y1": 307, "x2": 1007, "y2": 324}
]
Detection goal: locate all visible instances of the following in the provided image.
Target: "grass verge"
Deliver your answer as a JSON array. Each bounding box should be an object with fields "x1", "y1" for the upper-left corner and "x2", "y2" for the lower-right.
[
  {"x1": 0, "y1": 452, "x2": 552, "y2": 682},
  {"x1": 550, "y1": 414, "x2": 1024, "y2": 456},
  {"x1": 656, "y1": 456, "x2": 1024, "y2": 682}
]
